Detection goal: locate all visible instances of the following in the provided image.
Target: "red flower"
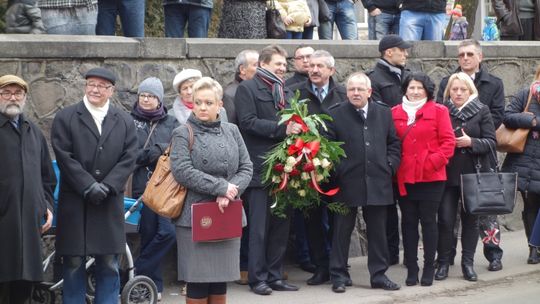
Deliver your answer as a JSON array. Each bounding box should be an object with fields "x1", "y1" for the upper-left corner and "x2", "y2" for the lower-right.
[
  {"x1": 288, "y1": 114, "x2": 309, "y2": 133},
  {"x1": 274, "y1": 163, "x2": 284, "y2": 172},
  {"x1": 303, "y1": 162, "x2": 315, "y2": 172},
  {"x1": 290, "y1": 168, "x2": 300, "y2": 176}
]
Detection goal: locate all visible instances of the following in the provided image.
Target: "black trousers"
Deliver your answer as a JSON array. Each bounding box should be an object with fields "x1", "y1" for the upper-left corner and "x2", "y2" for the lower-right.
[
  {"x1": 305, "y1": 206, "x2": 330, "y2": 272},
  {"x1": 0, "y1": 280, "x2": 33, "y2": 304},
  {"x1": 245, "y1": 187, "x2": 292, "y2": 285},
  {"x1": 399, "y1": 198, "x2": 439, "y2": 269},
  {"x1": 329, "y1": 205, "x2": 390, "y2": 284},
  {"x1": 386, "y1": 203, "x2": 400, "y2": 261},
  {"x1": 521, "y1": 191, "x2": 540, "y2": 242},
  {"x1": 437, "y1": 186, "x2": 479, "y2": 265}
]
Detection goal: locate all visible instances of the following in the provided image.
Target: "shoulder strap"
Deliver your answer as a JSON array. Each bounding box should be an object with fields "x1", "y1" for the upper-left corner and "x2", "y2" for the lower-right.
[
  {"x1": 163, "y1": 123, "x2": 194, "y2": 156},
  {"x1": 524, "y1": 89, "x2": 534, "y2": 113},
  {"x1": 142, "y1": 122, "x2": 158, "y2": 149},
  {"x1": 400, "y1": 121, "x2": 416, "y2": 141}
]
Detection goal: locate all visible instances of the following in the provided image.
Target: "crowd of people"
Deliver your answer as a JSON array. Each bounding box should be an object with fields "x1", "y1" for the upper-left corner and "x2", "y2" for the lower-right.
[
  {"x1": 4, "y1": 0, "x2": 540, "y2": 41},
  {"x1": 3, "y1": 36, "x2": 540, "y2": 304}
]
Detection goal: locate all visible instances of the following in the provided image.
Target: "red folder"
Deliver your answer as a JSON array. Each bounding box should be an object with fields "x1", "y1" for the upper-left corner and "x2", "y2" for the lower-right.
[{"x1": 191, "y1": 200, "x2": 243, "y2": 242}]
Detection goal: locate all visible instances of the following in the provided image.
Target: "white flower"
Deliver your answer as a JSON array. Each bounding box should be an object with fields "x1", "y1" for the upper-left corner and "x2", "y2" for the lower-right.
[
  {"x1": 290, "y1": 180, "x2": 299, "y2": 188},
  {"x1": 316, "y1": 174, "x2": 324, "y2": 182},
  {"x1": 321, "y1": 158, "x2": 331, "y2": 169},
  {"x1": 312, "y1": 158, "x2": 321, "y2": 167},
  {"x1": 283, "y1": 165, "x2": 293, "y2": 173},
  {"x1": 286, "y1": 156, "x2": 297, "y2": 165},
  {"x1": 272, "y1": 175, "x2": 281, "y2": 183},
  {"x1": 298, "y1": 190, "x2": 306, "y2": 197},
  {"x1": 301, "y1": 172, "x2": 310, "y2": 180}
]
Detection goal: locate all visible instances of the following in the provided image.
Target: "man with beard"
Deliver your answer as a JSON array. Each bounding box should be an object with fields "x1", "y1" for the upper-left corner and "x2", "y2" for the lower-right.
[
  {"x1": 0, "y1": 75, "x2": 56, "y2": 304},
  {"x1": 235, "y1": 44, "x2": 303, "y2": 295}
]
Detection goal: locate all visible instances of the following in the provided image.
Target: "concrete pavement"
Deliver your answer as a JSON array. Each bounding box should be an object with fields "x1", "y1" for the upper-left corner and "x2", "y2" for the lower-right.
[{"x1": 161, "y1": 230, "x2": 540, "y2": 303}]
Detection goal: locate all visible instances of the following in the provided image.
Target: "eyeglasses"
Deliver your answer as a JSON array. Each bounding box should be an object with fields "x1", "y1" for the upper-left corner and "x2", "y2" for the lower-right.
[
  {"x1": 86, "y1": 82, "x2": 113, "y2": 91},
  {"x1": 294, "y1": 55, "x2": 312, "y2": 61},
  {"x1": 458, "y1": 52, "x2": 476, "y2": 58},
  {"x1": 0, "y1": 91, "x2": 25, "y2": 99},
  {"x1": 139, "y1": 93, "x2": 158, "y2": 100}
]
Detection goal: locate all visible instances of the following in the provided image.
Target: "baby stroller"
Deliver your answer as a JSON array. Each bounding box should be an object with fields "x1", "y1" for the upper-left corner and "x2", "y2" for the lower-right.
[{"x1": 32, "y1": 161, "x2": 158, "y2": 304}]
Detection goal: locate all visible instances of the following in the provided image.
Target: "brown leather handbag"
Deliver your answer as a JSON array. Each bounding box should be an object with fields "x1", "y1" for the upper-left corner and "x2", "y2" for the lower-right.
[
  {"x1": 496, "y1": 90, "x2": 533, "y2": 153},
  {"x1": 142, "y1": 124, "x2": 193, "y2": 219}
]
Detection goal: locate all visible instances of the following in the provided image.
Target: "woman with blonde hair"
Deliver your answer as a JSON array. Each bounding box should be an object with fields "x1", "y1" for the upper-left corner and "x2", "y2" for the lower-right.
[
  {"x1": 170, "y1": 77, "x2": 253, "y2": 304},
  {"x1": 435, "y1": 72, "x2": 496, "y2": 282}
]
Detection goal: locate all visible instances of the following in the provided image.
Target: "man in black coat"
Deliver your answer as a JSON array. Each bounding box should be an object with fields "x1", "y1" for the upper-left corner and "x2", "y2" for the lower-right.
[
  {"x1": 325, "y1": 72, "x2": 401, "y2": 293},
  {"x1": 367, "y1": 34, "x2": 412, "y2": 266},
  {"x1": 223, "y1": 49, "x2": 259, "y2": 126},
  {"x1": 436, "y1": 39, "x2": 505, "y2": 272},
  {"x1": 289, "y1": 49, "x2": 345, "y2": 285},
  {"x1": 285, "y1": 45, "x2": 314, "y2": 87},
  {"x1": 51, "y1": 67, "x2": 137, "y2": 303},
  {"x1": 235, "y1": 45, "x2": 304, "y2": 295},
  {"x1": 0, "y1": 75, "x2": 56, "y2": 304}
]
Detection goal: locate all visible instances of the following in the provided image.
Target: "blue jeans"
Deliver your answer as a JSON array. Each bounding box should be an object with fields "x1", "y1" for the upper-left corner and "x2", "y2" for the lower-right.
[
  {"x1": 96, "y1": 0, "x2": 145, "y2": 37},
  {"x1": 286, "y1": 31, "x2": 303, "y2": 39},
  {"x1": 318, "y1": 0, "x2": 358, "y2": 40},
  {"x1": 63, "y1": 255, "x2": 120, "y2": 304},
  {"x1": 302, "y1": 26, "x2": 314, "y2": 39},
  {"x1": 399, "y1": 10, "x2": 446, "y2": 41},
  {"x1": 41, "y1": 5, "x2": 98, "y2": 35},
  {"x1": 368, "y1": 12, "x2": 400, "y2": 40},
  {"x1": 164, "y1": 4, "x2": 211, "y2": 38},
  {"x1": 134, "y1": 206, "x2": 176, "y2": 292}
]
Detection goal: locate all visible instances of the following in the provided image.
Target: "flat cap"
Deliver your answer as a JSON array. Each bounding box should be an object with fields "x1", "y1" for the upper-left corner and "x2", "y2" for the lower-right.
[
  {"x1": 0, "y1": 75, "x2": 28, "y2": 92},
  {"x1": 85, "y1": 67, "x2": 116, "y2": 85},
  {"x1": 379, "y1": 34, "x2": 413, "y2": 52}
]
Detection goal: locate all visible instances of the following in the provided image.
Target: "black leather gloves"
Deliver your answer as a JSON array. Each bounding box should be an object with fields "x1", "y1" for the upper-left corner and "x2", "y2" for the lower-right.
[{"x1": 85, "y1": 182, "x2": 110, "y2": 205}]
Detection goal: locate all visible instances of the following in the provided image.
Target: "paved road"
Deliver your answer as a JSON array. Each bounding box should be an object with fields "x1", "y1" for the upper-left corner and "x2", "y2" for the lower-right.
[{"x1": 161, "y1": 230, "x2": 540, "y2": 304}]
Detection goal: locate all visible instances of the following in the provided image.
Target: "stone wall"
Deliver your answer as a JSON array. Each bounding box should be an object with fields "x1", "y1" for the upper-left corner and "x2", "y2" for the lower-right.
[{"x1": 2, "y1": 34, "x2": 540, "y2": 144}]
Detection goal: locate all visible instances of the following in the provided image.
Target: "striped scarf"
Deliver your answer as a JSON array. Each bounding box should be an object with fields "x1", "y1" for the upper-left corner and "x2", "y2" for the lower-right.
[{"x1": 256, "y1": 67, "x2": 286, "y2": 110}]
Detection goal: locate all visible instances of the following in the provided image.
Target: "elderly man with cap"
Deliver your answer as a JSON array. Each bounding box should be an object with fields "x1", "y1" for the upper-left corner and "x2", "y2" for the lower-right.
[
  {"x1": 51, "y1": 67, "x2": 137, "y2": 303},
  {"x1": 367, "y1": 34, "x2": 412, "y2": 267},
  {"x1": 130, "y1": 77, "x2": 178, "y2": 300},
  {"x1": 171, "y1": 68, "x2": 227, "y2": 124},
  {"x1": 0, "y1": 75, "x2": 56, "y2": 304}
]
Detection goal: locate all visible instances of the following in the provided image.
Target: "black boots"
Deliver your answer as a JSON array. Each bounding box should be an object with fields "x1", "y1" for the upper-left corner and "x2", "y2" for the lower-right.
[
  {"x1": 434, "y1": 264, "x2": 449, "y2": 281},
  {"x1": 405, "y1": 264, "x2": 419, "y2": 286},
  {"x1": 461, "y1": 264, "x2": 478, "y2": 281},
  {"x1": 528, "y1": 246, "x2": 540, "y2": 264},
  {"x1": 420, "y1": 264, "x2": 435, "y2": 286}
]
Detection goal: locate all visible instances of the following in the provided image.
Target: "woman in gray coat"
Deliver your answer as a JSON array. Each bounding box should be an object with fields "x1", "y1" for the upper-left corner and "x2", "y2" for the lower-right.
[{"x1": 170, "y1": 77, "x2": 253, "y2": 304}]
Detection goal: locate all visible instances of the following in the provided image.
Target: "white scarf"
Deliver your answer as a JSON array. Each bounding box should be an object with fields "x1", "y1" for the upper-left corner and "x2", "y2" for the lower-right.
[
  {"x1": 401, "y1": 96, "x2": 427, "y2": 125},
  {"x1": 457, "y1": 94, "x2": 479, "y2": 111},
  {"x1": 83, "y1": 95, "x2": 109, "y2": 134},
  {"x1": 172, "y1": 96, "x2": 191, "y2": 124}
]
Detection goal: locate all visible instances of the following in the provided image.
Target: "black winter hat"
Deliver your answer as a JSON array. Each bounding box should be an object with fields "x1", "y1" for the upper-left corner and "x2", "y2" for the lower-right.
[
  {"x1": 85, "y1": 67, "x2": 116, "y2": 85},
  {"x1": 379, "y1": 35, "x2": 413, "y2": 52}
]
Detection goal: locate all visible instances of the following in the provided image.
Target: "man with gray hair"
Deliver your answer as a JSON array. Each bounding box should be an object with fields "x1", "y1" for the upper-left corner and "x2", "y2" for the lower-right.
[
  {"x1": 289, "y1": 49, "x2": 346, "y2": 286},
  {"x1": 0, "y1": 74, "x2": 56, "y2": 303},
  {"x1": 324, "y1": 72, "x2": 401, "y2": 293},
  {"x1": 223, "y1": 49, "x2": 259, "y2": 126}
]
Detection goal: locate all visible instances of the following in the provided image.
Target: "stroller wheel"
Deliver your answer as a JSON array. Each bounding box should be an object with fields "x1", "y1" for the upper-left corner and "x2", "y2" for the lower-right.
[
  {"x1": 121, "y1": 275, "x2": 158, "y2": 304},
  {"x1": 31, "y1": 283, "x2": 55, "y2": 304}
]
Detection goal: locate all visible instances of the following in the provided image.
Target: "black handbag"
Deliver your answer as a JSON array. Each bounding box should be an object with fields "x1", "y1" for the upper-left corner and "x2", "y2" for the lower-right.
[
  {"x1": 461, "y1": 145, "x2": 517, "y2": 215},
  {"x1": 266, "y1": 0, "x2": 287, "y2": 39}
]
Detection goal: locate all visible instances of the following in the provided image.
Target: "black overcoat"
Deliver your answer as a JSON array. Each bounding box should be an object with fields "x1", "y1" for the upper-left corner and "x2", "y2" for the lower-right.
[
  {"x1": 0, "y1": 114, "x2": 56, "y2": 282},
  {"x1": 367, "y1": 60, "x2": 410, "y2": 107},
  {"x1": 234, "y1": 76, "x2": 292, "y2": 187},
  {"x1": 325, "y1": 100, "x2": 401, "y2": 206},
  {"x1": 51, "y1": 101, "x2": 137, "y2": 255}
]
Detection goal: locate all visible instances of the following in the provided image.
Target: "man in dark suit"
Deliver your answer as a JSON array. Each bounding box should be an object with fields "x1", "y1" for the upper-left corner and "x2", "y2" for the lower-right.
[
  {"x1": 436, "y1": 39, "x2": 505, "y2": 273},
  {"x1": 289, "y1": 49, "x2": 345, "y2": 286},
  {"x1": 325, "y1": 72, "x2": 401, "y2": 293},
  {"x1": 368, "y1": 34, "x2": 412, "y2": 266},
  {"x1": 51, "y1": 67, "x2": 137, "y2": 303},
  {"x1": 285, "y1": 45, "x2": 314, "y2": 87},
  {"x1": 235, "y1": 45, "x2": 304, "y2": 296}
]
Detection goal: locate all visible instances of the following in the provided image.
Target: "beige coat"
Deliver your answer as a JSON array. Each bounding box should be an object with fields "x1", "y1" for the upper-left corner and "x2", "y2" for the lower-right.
[{"x1": 271, "y1": 0, "x2": 311, "y2": 32}]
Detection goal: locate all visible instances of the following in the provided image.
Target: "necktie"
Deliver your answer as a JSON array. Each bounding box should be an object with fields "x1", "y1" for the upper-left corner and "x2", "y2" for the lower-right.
[
  {"x1": 358, "y1": 109, "x2": 365, "y2": 122},
  {"x1": 316, "y1": 87, "x2": 323, "y2": 101},
  {"x1": 10, "y1": 119, "x2": 18, "y2": 129}
]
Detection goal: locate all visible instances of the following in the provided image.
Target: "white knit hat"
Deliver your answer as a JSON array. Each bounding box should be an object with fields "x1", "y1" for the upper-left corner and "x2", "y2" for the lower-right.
[{"x1": 172, "y1": 69, "x2": 202, "y2": 92}]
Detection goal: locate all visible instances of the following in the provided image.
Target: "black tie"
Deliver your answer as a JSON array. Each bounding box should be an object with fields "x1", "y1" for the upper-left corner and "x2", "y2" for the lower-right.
[
  {"x1": 357, "y1": 109, "x2": 365, "y2": 122},
  {"x1": 316, "y1": 87, "x2": 323, "y2": 101}
]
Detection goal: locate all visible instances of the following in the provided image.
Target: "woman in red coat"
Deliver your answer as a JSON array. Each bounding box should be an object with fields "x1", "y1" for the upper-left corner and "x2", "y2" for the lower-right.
[{"x1": 392, "y1": 72, "x2": 455, "y2": 287}]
